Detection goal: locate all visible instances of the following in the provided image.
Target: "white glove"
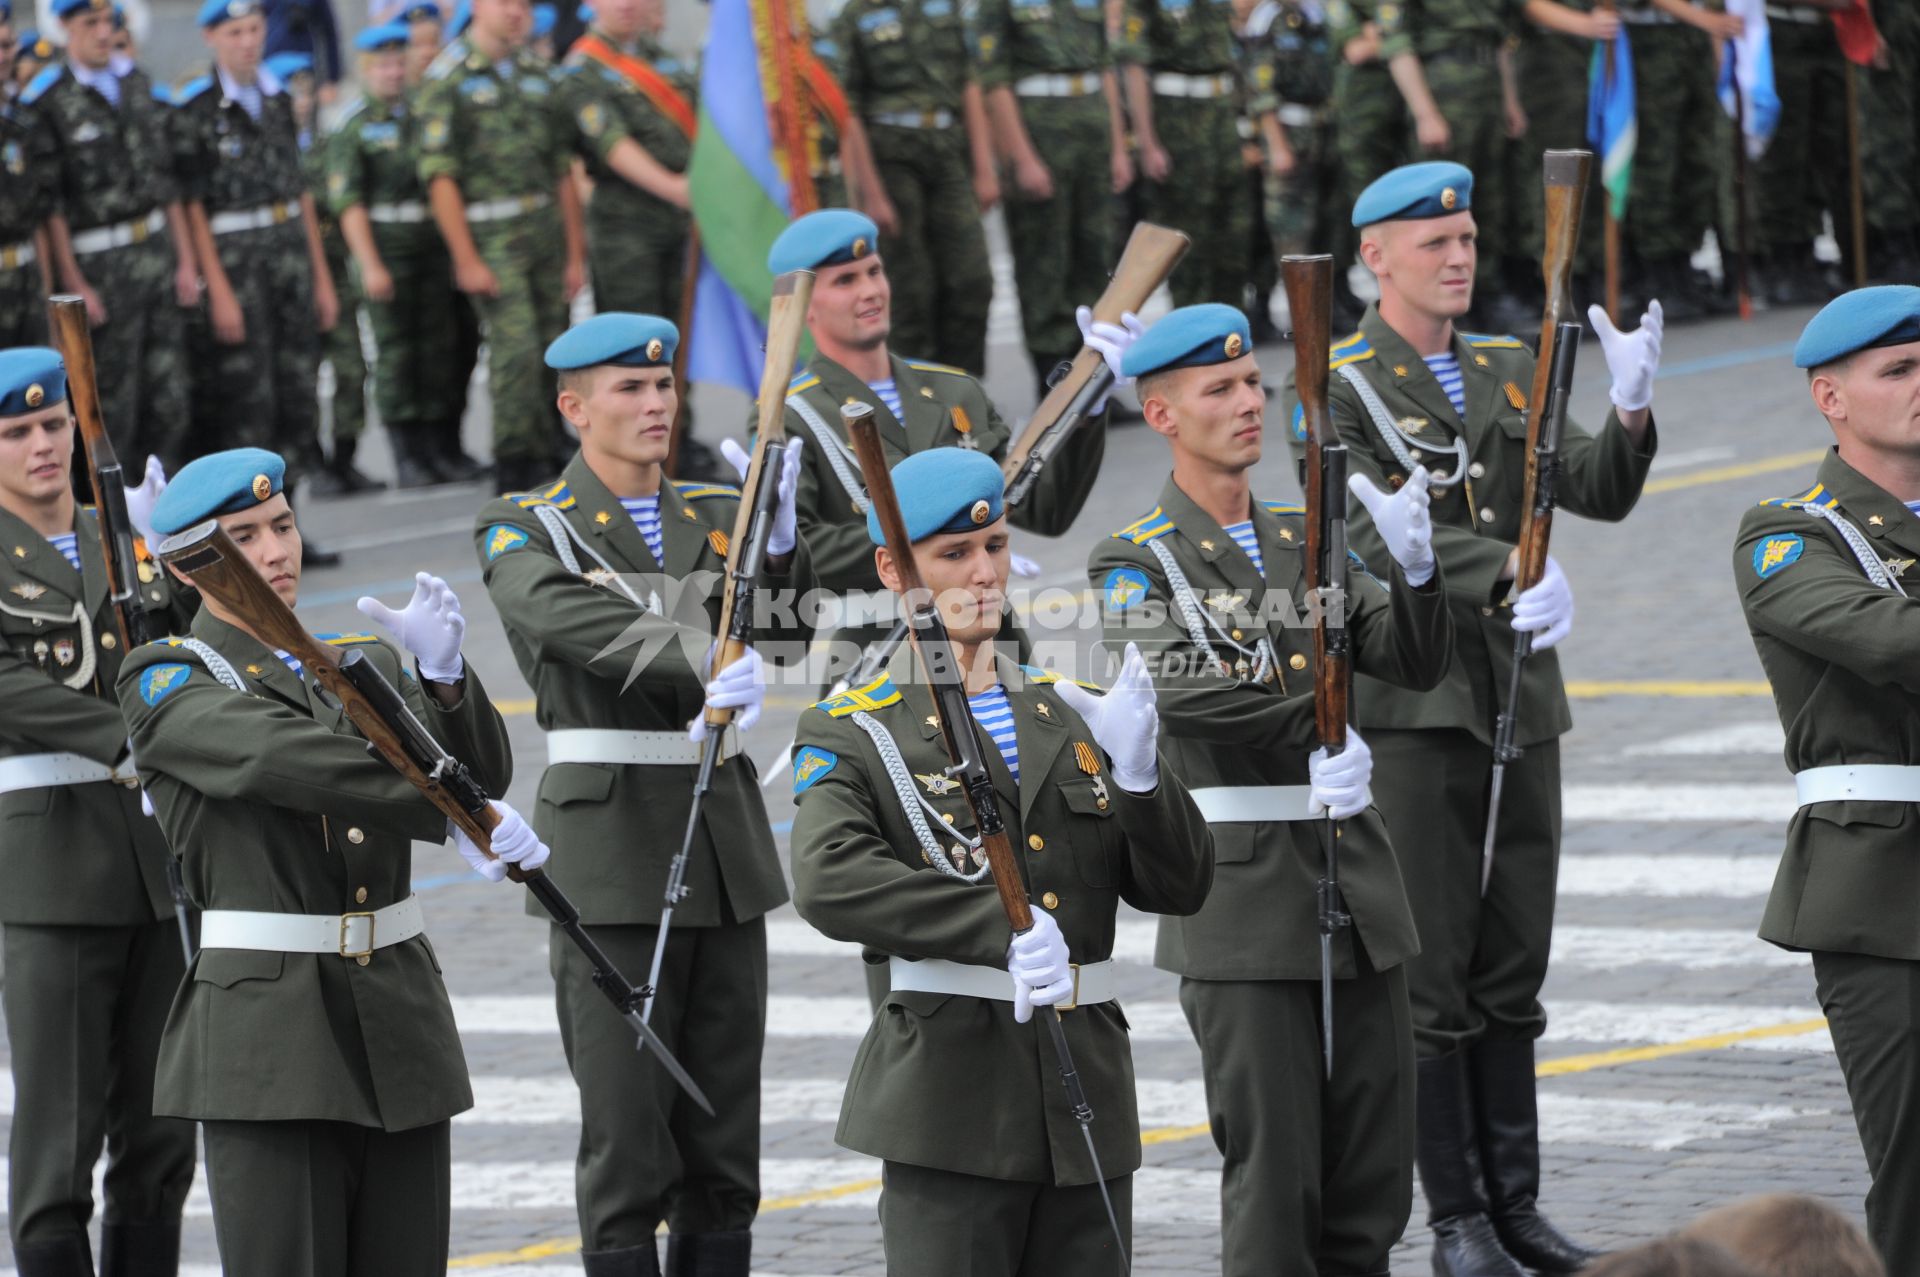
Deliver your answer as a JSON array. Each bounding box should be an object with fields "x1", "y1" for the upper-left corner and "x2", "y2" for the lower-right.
[
  {"x1": 455, "y1": 800, "x2": 551, "y2": 882},
  {"x1": 719, "y1": 436, "x2": 808, "y2": 557},
  {"x1": 1308, "y1": 725, "x2": 1373, "y2": 820},
  {"x1": 356, "y1": 572, "x2": 466, "y2": 682},
  {"x1": 1511, "y1": 555, "x2": 1574, "y2": 651},
  {"x1": 1049, "y1": 641, "x2": 1159, "y2": 793},
  {"x1": 1587, "y1": 300, "x2": 1663, "y2": 412},
  {"x1": 1347, "y1": 465, "x2": 1435, "y2": 587},
  {"x1": 1008, "y1": 908, "x2": 1075, "y2": 1024},
  {"x1": 1076, "y1": 306, "x2": 1146, "y2": 414},
  {"x1": 1010, "y1": 550, "x2": 1042, "y2": 579},
  {"x1": 689, "y1": 642, "x2": 765, "y2": 740},
  {"x1": 124, "y1": 455, "x2": 167, "y2": 546}
]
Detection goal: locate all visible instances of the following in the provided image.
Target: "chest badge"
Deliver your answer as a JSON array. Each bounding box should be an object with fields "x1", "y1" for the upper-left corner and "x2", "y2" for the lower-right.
[
  {"x1": 916, "y1": 771, "x2": 959, "y2": 796},
  {"x1": 9, "y1": 581, "x2": 46, "y2": 600},
  {"x1": 583, "y1": 567, "x2": 618, "y2": 589},
  {"x1": 1887, "y1": 557, "x2": 1914, "y2": 579},
  {"x1": 52, "y1": 638, "x2": 75, "y2": 666},
  {"x1": 1204, "y1": 591, "x2": 1245, "y2": 612},
  {"x1": 1397, "y1": 416, "x2": 1426, "y2": 434}
]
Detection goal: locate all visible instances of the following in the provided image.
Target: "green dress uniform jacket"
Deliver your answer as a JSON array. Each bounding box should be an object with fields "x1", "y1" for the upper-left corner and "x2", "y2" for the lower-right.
[
  {"x1": 0, "y1": 508, "x2": 192, "y2": 926},
  {"x1": 775, "y1": 353, "x2": 1105, "y2": 596},
  {"x1": 1087, "y1": 477, "x2": 1451, "y2": 980},
  {"x1": 789, "y1": 648, "x2": 1215, "y2": 1184},
  {"x1": 117, "y1": 611, "x2": 513, "y2": 1129},
  {"x1": 1283, "y1": 305, "x2": 1658, "y2": 748},
  {"x1": 472, "y1": 454, "x2": 816, "y2": 927}
]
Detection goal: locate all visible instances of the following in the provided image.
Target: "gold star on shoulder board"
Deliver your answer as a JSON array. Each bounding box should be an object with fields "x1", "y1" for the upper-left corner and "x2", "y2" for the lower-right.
[
  {"x1": 1870, "y1": 514, "x2": 1886, "y2": 526},
  {"x1": 1278, "y1": 527, "x2": 1296, "y2": 542},
  {"x1": 595, "y1": 511, "x2": 612, "y2": 525},
  {"x1": 12, "y1": 547, "x2": 24, "y2": 558},
  {"x1": 1473, "y1": 354, "x2": 1491, "y2": 367}
]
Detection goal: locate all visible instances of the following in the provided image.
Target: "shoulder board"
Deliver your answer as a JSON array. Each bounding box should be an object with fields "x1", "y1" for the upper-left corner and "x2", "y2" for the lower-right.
[
  {"x1": 671, "y1": 480, "x2": 741, "y2": 501},
  {"x1": 905, "y1": 360, "x2": 969, "y2": 378},
  {"x1": 814, "y1": 673, "x2": 902, "y2": 718},
  {"x1": 424, "y1": 42, "x2": 469, "y2": 81},
  {"x1": 1260, "y1": 500, "x2": 1305, "y2": 517},
  {"x1": 1019, "y1": 663, "x2": 1100, "y2": 691},
  {"x1": 1329, "y1": 332, "x2": 1373, "y2": 370},
  {"x1": 335, "y1": 96, "x2": 369, "y2": 127},
  {"x1": 787, "y1": 373, "x2": 822, "y2": 396},
  {"x1": 1462, "y1": 333, "x2": 1526, "y2": 350},
  {"x1": 1112, "y1": 505, "x2": 1174, "y2": 545},
  {"x1": 21, "y1": 65, "x2": 64, "y2": 105},
  {"x1": 315, "y1": 632, "x2": 381, "y2": 647},
  {"x1": 143, "y1": 635, "x2": 192, "y2": 649},
  {"x1": 1758, "y1": 483, "x2": 1837, "y2": 510},
  {"x1": 150, "y1": 83, "x2": 174, "y2": 105},
  {"x1": 507, "y1": 480, "x2": 576, "y2": 510},
  {"x1": 176, "y1": 75, "x2": 215, "y2": 103}
]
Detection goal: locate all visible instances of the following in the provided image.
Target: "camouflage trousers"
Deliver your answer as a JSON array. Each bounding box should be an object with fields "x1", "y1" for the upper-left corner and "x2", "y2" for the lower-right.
[
  {"x1": 1332, "y1": 60, "x2": 1407, "y2": 216},
  {"x1": 83, "y1": 236, "x2": 193, "y2": 469},
  {"x1": 1755, "y1": 17, "x2": 1849, "y2": 254},
  {"x1": 319, "y1": 239, "x2": 369, "y2": 447},
  {"x1": 1002, "y1": 93, "x2": 1114, "y2": 372},
  {"x1": 189, "y1": 222, "x2": 320, "y2": 480},
  {"x1": 868, "y1": 122, "x2": 993, "y2": 375},
  {"x1": 585, "y1": 192, "x2": 689, "y2": 318},
  {"x1": 471, "y1": 207, "x2": 568, "y2": 466},
  {"x1": 1420, "y1": 48, "x2": 1510, "y2": 261},
  {"x1": 1862, "y1": 0, "x2": 1919, "y2": 235},
  {"x1": 364, "y1": 227, "x2": 461, "y2": 435},
  {"x1": 0, "y1": 259, "x2": 46, "y2": 349},
  {"x1": 1141, "y1": 94, "x2": 1251, "y2": 309},
  {"x1": 1265, "y1": 111, "x2": 1339, "y2": 260},
  {"x1": 1623, "y1": 23, "x2": 1718, "y2": 259},
  {"x1": 1511, "y1": 31, "x2": 1604, "y2": 276}
]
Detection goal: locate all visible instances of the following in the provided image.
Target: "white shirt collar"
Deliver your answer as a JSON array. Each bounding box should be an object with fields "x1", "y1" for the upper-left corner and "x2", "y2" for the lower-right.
[
  {"x1": 68, "y1": 55, "x2": 132, "y2": 91},
  {"x1": 216, "y1": 62, "x2": 283, "y2": 103}
]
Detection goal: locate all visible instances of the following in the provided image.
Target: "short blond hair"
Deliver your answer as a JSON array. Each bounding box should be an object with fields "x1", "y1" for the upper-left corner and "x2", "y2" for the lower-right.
[{"x1": 1681, "y1": 1195, "x2": 1884, "y2": 1277}]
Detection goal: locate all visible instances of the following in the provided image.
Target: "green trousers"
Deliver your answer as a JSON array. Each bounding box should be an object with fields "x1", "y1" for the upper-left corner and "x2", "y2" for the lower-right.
[
  {"x1": 190, "y1": 223, "x2": 321, "y2": 479},
  {"x1": 1002, "y1": 93, "x2": 1114, "y2": 372},
  {"x1": 868, "y1": 123, "x2": 993, "y2": 376},
  {"x1": 89, "y1": 236, "x2": 193, "y2": 468},
  {"x1": 1368, "y1": 728, "x2": 1560, "y2": 1057},
  {"x1": 202, "y1": 1117, "x2": 451, "y2": 1276},
  {"x1": 1421, "y1": 50, "x2": 1510, "y2": 264},
  {"x1": 471, "y1": 207, "x2": 568, "y2": 467},
  {"x1": 1622, "y1": 23, "x2": 1718, "y2": 259},
  {"x1": 1754, "y1": 17, "x2": 1849, "y2": 254},
  {"x1": 586, "y1": 194, "x2": 689, "y2": 319},
  {"x1": 364, "y1": 229, "x2": 461, "y2": 441},
  {"x1": 878, "y1": 1159, "x2": 1133, "y2": 1277},
  {"x1": 0, "y1": 260, "x2": 46, "y2": 349},
  {"x1": 1812, "y1": 949, "x2": 1920, "y2": 1277},
  {"x1": 320, "y1": 242, "x2": 369, "y2": 447},
  {"x1": 1140, "y1": 94, "x2": 1250, "y2": 310},
  {"x1": 3, "y1": 921, "x2": 195, "y2": 1250},
  {"x1": 1179, "y1": 953, "x2": 1415, "y2": 1276},
  {"x1": 552, "y1": 916, "x2": 767, "y2": 1249}
]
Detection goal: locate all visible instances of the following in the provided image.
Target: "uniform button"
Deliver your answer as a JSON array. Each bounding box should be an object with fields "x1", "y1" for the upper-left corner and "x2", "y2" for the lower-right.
[
  {"x1": 1096, "y1": 798, "x2": 1109, "y2": 810},
  {"x1": 941, "y1": 812, "x2": 955, "y2": 824},
  {"x1": 101, "y1": 634, "x2": 116, "y2": 649},
  {"x1": 1468, "y1": 461, "x2": 1486, "y2": 479},
  {"x1": 1289, "y1": 653, "x2": 1307, "y2": 671},
  {"x1": 347, "y1": 827, "x2": 365, "y2": 844},
  {"x1": 1480, "y1": 606, "x2": 1495, "y2": 617},
  {"x1": 1479, "y1": 507, "x2": 1496, "y2": 523},
  {"x1": 1041, "y1": 892, "x2": 1059, "y2": 910},
  {"x1": 356, "y1": 955, "x2": 371, "y2": 967},
  {"x1": 1230, "y1": 628, "x2": 1244, "y2": 641},
  {"x1": 1028, "y1": 834, "x2": 1045, "y2": 851},
  {"x1": 1409, "y1": 448, "x2": 1423, "y2": 462},
  {"x1": 355, "y1": 887, "x2": 368, "y2": 904}
]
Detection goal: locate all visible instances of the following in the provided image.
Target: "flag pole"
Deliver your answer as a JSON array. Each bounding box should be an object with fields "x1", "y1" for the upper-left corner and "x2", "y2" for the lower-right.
[
  {"x1": 1602, "y1": 5, "x2": 1621, "y2": 325},
  {"x1": 1728, "y1": 39, "x2": 1753, "y2": 322},
  {"x1": 1845, "y1": 61, "x2": 1867, "y2": 287}
]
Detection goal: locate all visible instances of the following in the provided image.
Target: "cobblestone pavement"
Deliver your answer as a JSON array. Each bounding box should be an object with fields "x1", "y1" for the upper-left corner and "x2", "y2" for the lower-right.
[{"x1": 0, "y1": 270, "x2": 1870, "y2": 1274}]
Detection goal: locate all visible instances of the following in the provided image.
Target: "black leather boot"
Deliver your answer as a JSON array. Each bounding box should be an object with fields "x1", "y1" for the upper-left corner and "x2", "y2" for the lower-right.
[
  {"x1": 1471, "y1": 1040, "x2": 1602, "y2": 1273},
  {"x1": 99, "y1": 1220, "x2": 182, "y2": 1277},
  {"x1": 1417, "y1": 1052, "x2": 1526, "y2": 1277},
  {"x1": 329, "y1": 436, "x2": 388, "y2": 493},
  {"x1": 663, "y1": 1230, "x2": 751, "y2": 1277},
  {"x1": 11, "y1": 1234, "x2": 94, "y2": 1277},
  {"x1": 580, "y1": 1242, "x2": 661, "y2": 1277}
]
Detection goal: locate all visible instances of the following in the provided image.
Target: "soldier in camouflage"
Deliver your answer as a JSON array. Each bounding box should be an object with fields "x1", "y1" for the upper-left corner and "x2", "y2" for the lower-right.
[
  {"x1": 402, "y1": 0, "x2": 442, "y2": 83},
  {"x1": 1328, "y1": 0, "x2": 1407, "y2": 246},
  {"x1": 975, "y1": 0, "x2": 1133, "y2": 392},
  {"x1": 1509, "y1": 1, "x2": 1611, "y2": 295},
  {"x1": 830, "y1": 0, "x2": 999, "y2": 376},
  {"x1": 0, "y1": 65, "x2": 50, "y2": 349},
  {"x1": 1862, "y1": 0, "x2": 1920, "y2": 281},
  {"x1": 416, "y1": 0, "x2": 588, "y2": 494},
  {"x1": 1752, "y1": 2, "x2": 1848, "y2": 305},
  {"x1": 23, "y1": 0, "x2": 196, "y2": 466}
]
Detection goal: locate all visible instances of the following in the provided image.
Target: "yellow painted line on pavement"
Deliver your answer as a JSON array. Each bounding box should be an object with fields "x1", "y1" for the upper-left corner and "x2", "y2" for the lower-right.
[
  {"x1": 446, "y1": 1014, "x2": 1830, "y2": 1267},
  {"x1": 1566, "y1": 679, "x2": 1772, "y2": 699},
  {"x1": 1645, "y1": 448, "x2": 1825, "y2": 495}
]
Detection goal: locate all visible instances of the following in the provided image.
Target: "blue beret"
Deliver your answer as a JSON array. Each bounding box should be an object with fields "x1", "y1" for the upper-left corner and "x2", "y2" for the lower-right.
[
  {"x1": 768, "y1": 209, "x2": 879, "y2": 276},
  {"x1": 151, "y1": 449, "x2": 287, "y2": 537},
  {"x1": 1352, "y1": 161, "x2": 1474, "y2": 228},
  {"x1": 402, "y1": 0, "x2": 441, "y2": 19},
  {"x1": 576, "y1": 3, "x2": 593, "y2": 20},
  {"x1": 1794, "y1": 286, "x2": 1920, "y2": 369},
  {"x1": 50, "y1": 0, "x2": 110, "y2": 20},
  {"x1": 0, "y1": 2, "x2": 10, "y2": 23},
  {"x1": 532, "y1": 3, "x2": 554, "y2": 35},
  {"x1": 446, "y1": 0, "x2": 470, "y2": 38},
  {"x1": 355, "y1": 21, "x2": 409, "y2": 50},
  {"x1": 197, "y1": 0, "x2": 261, "y2": 26},
  {"x1": 545, "y1": 313, "x2": 679, "y2": 370},
  {"x1": 1121, "y1": 304, "x2": 1253, "y2": 379},
  {"x1": 112, "y1": 3, "x2": 125, "y2": 26},
  {"x1": 264, "y1": 51, "x2": 313, "y2": 81},
  {"x1": 866, "y1": 448, "x2": 1005, "y2": 545},
  {"x1": 0, "y1": 348, "x2": 69, "y2": 419},
  {"x1": 19, "y1": 31, "x2": 55, "y2": 61}
]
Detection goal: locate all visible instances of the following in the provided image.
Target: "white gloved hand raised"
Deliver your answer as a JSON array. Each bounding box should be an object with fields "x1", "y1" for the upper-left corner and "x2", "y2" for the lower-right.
[
  {"x1": 124, "y1": 455, "x2": 167, "y2": 547},
  {"x1": 1049, "y1": 642, "x2": 1159, "y2": 793},
  {"x1": 455, "y1": 800, "x2": 551, "y2": 882},
  {"x1": 1076, "y1": 306, "x2": 1146, "y2": 414},
  {"x1": 1008, "y1": 908, "x2": 1075, "y2": 1024},
  {"x1": 1010, "y1": 550, "x2": 1042, "y2": 579},
  {"x1": 356, "y1": 572, "x2": 466, "y2": 682},
  {"x1": 1347, "y1": 464, "x2": 1436, "y2": 586},
  {"x1": 688, "y1": 642, "x2": 765, "y2": 740},
  {"x1": 1511, "y1": 555, "x2": 1574, "y2": 651},
  {"x1": 1587, "y1": 300, "x2": 1663, "y2": 412},
  {"x1": 1308, "y1": 724, "x2": 1373, "y2": 820},
  {"x1": 719, "y1": 436, "x2": 808, "y2": 556}
]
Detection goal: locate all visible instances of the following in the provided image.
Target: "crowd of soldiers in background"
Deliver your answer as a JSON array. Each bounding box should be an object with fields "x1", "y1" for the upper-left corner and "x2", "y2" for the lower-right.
[{"x1": 0, "y1": 0, "x2": 1916, "y2": 549}]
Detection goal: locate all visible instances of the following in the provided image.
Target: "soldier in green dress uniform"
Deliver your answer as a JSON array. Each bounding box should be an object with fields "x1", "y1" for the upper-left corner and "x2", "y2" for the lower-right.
[
  {"x1": 0, "y1": 348, "x2": 193, "y2": 1277},
  {"x1": 789, "y1": 445, "x2": 1215, "y2": 1277},
  {"x1": 119, "y1": 445, "x2": 544, "y2": 1277},
  {"x1": 1090, "y1": 303, "x2": 1454, "y2": 1275},
  {"x1": 1282, "y1": 162, "x2": 1665, "y2": 1276},
  {"x1": 472, "y1": 313, "x2": 815, "y2": 1277},
  {"x1": 1734, "y1": 286, "x2": 1920, "y2": 1277}
]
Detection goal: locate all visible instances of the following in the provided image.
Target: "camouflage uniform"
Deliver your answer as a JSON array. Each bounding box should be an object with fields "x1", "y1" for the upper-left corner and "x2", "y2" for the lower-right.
[
  {"x1": 1117, "y1": 0, "x2": 1251, "y2": 310},
  {"x1": 23, "y1": 61, "x2": 190, "y2": 464},
  {"x1": 304, "y1": 127, "x2": 369, "y2": 459},
  {"x1": 1247, "y1": 0, "x2": 1337, "y2": 260},
  {"x1": 806, "y1": 29, "x2": 850, "y2": 208},
  {"x1": 1510, "y1": 6, "x2": 1602, "y2": 277},
  {"x1": 1618, "y1": 3, "x2": 1716, "y2": 270},
  {"x1": 974, "y1": 0, "x2": 1114, "y2": 377},
  {"x1": 1753, "y1": 6, "x2": 1847, "y2": 270},
  {"x1": 326, "y1": 90, "x2": 459, "y2": 470},
  {"x1": 415, "y1": 39, "x2": 572, "y2": 475},
  {"x1": 0, "y1": 95, "x2": 49, "y2": 348},
  {"x1": 559, "y1": 29, "x2": 695, "y2": 318},
  {"x1": 1862, "y1": 0, "x2": 1919, "y2": 268},
  {"x1": 170, "y1": 70, "x2": 323, "y2": 476},
  {"x1": 831, "y1": 0, "x2": 993, "y2": 374},
  {"x1": 1327, "y1": 0, "x2": 1407, "y2": 311}
]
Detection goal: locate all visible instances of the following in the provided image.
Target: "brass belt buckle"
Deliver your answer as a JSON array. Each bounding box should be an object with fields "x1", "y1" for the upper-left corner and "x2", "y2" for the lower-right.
[
  {"x1": 339, "y1": 911, "x2": 376, "y2": 959},
  {"x1": 130, "y1": 217, "x2": 149, "y2": 243},
  {"x1": 1058, "y1": 962, "x2": 1081, "y2": 1012}
]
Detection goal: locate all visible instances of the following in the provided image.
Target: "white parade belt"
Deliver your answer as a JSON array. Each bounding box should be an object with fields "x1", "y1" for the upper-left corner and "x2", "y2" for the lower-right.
[
  {"x1": 0, "y1": 239, "x2": 37, "y2": 270},
  {"x1": 368, "y1": 200, "x2": 428, "y2": 224},
  {"x1": 70, "y1": 208, "x2": 166, "y2": 255},
  {"x1": 1187, "y1": 784, "x2": 1369, "y2": 823},
  {"x1": 1014, "y1": 72, "x2": 1101, "y2": 98},
  {"x1": 1276, "y1": 102, "x2": 1320, "y2": 128},
  {"x1": 208, "y1": 200, "x2": 302, "y2": 236},
  {"x1": 200, "y1": 895, "x2": 425, "y2": 959},
  {"x1": 0, "y1": 752, "x2": 139, "y2": 795},
  {"x1": 466, "y1": 193, "x2": 551, "y2": 223},
  {"x1": 889, "y1": 955, "x2": 1115, "y2": 1010},
  {"x1": 871, "y1": 108, "x2": 955, "y2": 129},
  {"x1": 1150, "y1": 71, "x2": 1233, "y2": 99},
  {"x1": 1794, "y1": 765, "x2": 1920, "y2": 807},
  {"x1": 546, "y1": 726, "x2": 740, "y2": 767}
]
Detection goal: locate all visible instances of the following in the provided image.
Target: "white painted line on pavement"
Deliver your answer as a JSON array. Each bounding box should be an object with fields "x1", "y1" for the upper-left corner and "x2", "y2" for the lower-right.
[
  {"x1": 1548, "y1": 926, "x2": 1805, "y2": 970},
  {"x1": 1624, "y1": 722, "x2": 1787, "y2": 757},
  {"x1": 1562, "y1": 784, "x2": 1795, "y2": 823}
]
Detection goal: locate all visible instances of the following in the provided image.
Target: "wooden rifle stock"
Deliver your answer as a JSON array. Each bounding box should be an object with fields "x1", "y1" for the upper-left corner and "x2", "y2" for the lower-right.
[{"x1": 1517, "y1": 151, "x2": 1591, "y2": 597}]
